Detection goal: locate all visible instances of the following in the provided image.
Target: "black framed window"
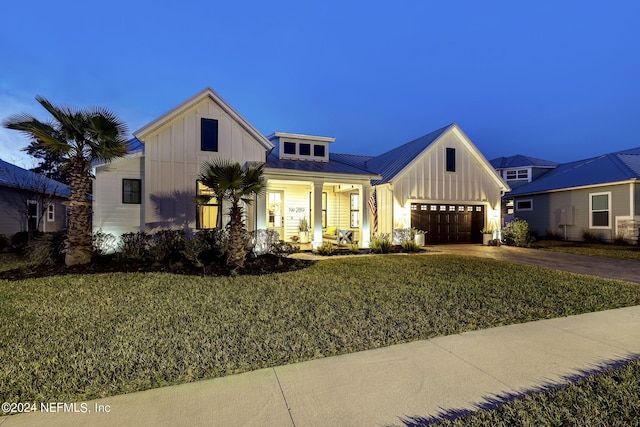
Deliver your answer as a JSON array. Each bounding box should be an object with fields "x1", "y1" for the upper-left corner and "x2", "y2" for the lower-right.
[
  {"x1": 283, "y1": 142, "x2": 296, "y2": 154},
  {"x1": 300, "y1": 143, "x2": 311, "y2": 156},
  {"x1": 196, "y1": 181, "x2": 221, "y2": 229},
  {"x1": 201, "y1": 118, "x2": 219, "y2": 152},
  {"x1": 314, "y1": 144, "x2": 325, "y2": 157},
  {"x1": 122, "y1": 179, "x2": 142, "y2": 204},
  {"x1": 446, "y1": 148, "x2": 456, "y2": 172}
]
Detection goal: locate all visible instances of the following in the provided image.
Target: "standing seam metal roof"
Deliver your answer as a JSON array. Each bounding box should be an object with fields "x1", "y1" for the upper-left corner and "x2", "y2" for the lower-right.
[
  {"x1": 364, "y1": 124, "x2": 453, "y2": 184},
  {"x1": 509, "y1": 148, "x2": 640, "y2": 196},
  {"x1": 0, "y1": 158, "x2": 71, "y2": 196}
]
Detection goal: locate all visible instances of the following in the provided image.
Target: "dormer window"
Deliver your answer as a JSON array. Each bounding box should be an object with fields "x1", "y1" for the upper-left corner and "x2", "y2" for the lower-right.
[
  {"x1": 270, "y1": 132, "x2": 334, "y2": 162},
  {"x1": 284, "y1": 142, "x2": 296, "y2": 154},
  {"x1": 505, "y1": 169, "x2": 529, "y2": 180}
]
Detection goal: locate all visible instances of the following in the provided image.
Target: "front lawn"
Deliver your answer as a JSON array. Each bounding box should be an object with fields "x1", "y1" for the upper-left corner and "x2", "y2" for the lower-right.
[
  {"x1": 536, "y1": 239, "x2": 640, "y2": 261},
  {"x1": 420, "y1": 357, "x2": 640, "y2": 426},
  {"x1": 2, "y1": 254, "x2": 640, "y2": 409}
]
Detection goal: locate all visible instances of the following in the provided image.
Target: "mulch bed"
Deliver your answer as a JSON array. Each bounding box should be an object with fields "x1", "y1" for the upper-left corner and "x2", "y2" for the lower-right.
[{"x1": 0, "y1": 254, "x2": 316, "y2": 282}]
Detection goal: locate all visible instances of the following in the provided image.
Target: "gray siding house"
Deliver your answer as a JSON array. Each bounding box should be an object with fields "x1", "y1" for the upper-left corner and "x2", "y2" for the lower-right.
[
  {"x1": 505, "y1": 148, "x2": 640, "y2": 243},
  {"x1": 0, "y1": 159, "x2": 70, "y2": 239}
]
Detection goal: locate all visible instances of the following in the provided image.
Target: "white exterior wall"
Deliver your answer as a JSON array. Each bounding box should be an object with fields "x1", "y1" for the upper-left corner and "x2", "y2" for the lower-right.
[
  {"x1": 376, "y1": 184, "x2": 395, "y2": 235},
  {"x1": 141, "y1": 97, "x2": 268, "y2": 232},
  {"x1": 93, "y1": 156, "x2": 144, "y2": 237},
  {"x1": 386, "y1": 128, "x2": 506, "y2": 234},
  {"x1": 392, "y1": 131, "x2": 503, "y2": 211}
]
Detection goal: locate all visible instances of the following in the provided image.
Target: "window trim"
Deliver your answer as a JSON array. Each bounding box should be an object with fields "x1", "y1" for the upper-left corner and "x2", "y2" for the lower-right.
[
  {"x1": 283, "y1": 142, "x2": 296, "y2": 155},
  {"x1": 350, "y1": 193, "x2": 359, "y2": 228},
  {"x1": 196, "y1": 181, "x2": 221, "y2": 230},
  {"x1": 589, "y1": 191, "x2": 611, "y2": 229},
  {"x1": 506, "y1": 169, "x2": 530, "y2": 181},
  {"x1": 446, "y1": 147, "x2": 456, "y2": 172},
  {"x1": 515, "y1": 199, "x2": 533, "y2": 212},
  {"x1": 200, "y1": 118, "x2": 219, "y2": 152},
  {"x1": 299, "y1": 143, "x2": 311, "y2": 156},
  {"x1": 47, "y1": 203, "x2": 55, "y2": 222},
  {"x1": 122, "y1": 179, "x2": 142, "y2": 204}
]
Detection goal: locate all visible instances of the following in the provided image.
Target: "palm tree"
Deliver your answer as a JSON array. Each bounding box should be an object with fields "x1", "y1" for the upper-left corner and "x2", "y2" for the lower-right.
[
  {"x1": 3, "y1": 96, "x2": 128, "y2": 266},
  {"x1": 198, "y1": 159, "x2": 266, "y2": 270}
]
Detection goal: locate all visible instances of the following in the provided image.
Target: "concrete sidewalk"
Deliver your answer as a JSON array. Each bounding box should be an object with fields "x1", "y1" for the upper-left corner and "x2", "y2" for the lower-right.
[{"x1": 3, "y1": 306, "x2": 639, "y2": 427}]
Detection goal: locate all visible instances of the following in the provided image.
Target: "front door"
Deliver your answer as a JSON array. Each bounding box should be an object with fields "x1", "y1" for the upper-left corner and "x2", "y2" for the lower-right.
[
  {"x1": 27, "y1": 201, "x2": 39, "y2": 233},
  {"x1": 267, "y1": 191, "x2": 284, "y2": 240}
]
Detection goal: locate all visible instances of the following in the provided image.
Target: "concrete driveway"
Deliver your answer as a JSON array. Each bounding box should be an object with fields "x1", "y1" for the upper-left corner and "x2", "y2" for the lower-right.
[{"x1": 434, "y1": 244, "x2": 640, "y2": 284}]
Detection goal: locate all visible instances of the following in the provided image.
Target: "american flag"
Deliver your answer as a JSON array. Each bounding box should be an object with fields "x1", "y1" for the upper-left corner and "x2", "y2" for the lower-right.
[{"x1": 368, "y1": 187, "x2": 378, "y2": 233}]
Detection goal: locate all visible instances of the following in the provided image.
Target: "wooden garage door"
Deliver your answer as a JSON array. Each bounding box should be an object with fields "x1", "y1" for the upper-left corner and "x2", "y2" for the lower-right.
[{"x1": 411, "y1": 204, "x2": 484, "y2": 244}]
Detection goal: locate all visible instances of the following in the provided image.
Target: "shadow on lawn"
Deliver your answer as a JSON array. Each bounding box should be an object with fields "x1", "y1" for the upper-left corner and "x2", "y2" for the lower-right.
[{"x1": 395, "y1": 353, "x2": 640, "y2": 426}]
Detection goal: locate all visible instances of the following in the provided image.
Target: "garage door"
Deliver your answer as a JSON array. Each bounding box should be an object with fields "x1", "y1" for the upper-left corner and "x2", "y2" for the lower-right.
[{"x1": 411, "y1": 204, "x2": 484, "y2": 244}]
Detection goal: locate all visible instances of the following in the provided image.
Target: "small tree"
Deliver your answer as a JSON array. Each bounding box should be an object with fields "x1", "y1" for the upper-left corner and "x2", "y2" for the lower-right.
[
  {"x1": 3, "y1": 96, "x2": 129, "y2": 266},
  {"x1": 197, "y1": 159, "x2": 266, "y2": 270}
]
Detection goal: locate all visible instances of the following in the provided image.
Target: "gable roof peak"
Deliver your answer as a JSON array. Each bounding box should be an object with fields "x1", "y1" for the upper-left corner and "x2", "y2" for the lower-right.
[{"x1": 134, "y1": 87, "x2": 273, "y2": 151}]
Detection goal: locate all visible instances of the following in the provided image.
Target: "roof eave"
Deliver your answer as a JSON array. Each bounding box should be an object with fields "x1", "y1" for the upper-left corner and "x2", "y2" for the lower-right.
[
  {"x1": 134, "y1": 87, "x2": 274, "y2": 151},
  {"x1": 509, "y1": 178, "x2": 639, "y2": 197},
  {"x1": 264, "y1": 167, "x2": 381, "y2": 182}
]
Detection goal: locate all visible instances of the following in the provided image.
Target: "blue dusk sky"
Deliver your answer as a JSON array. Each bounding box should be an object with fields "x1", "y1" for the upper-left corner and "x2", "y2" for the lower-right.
[{"x1": 1, "y1": 1, "x2": 639, "y2": 168}]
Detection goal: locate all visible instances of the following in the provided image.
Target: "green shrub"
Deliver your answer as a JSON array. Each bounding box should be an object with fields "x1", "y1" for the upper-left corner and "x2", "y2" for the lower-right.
[
  {"x1": 349, "y1": 243, "x2": 360, "y2": 254},
  {"x1": 393, "y1": 228, "x2": 412, "y2": 244},
  {"x1": 582, "y1": 230, "x2": 602, "y2": 244},
  {"x1": 401, "y1": 239, "x2": 421, "y2": 252},
  {"x1": 502, "y1": 219, "x2": 535, "y2": 247},
  {"x1": 148, "y1": 229, "x2": 186, "y2": 262},
  {"x1": 181, "y1": 237, "x2": 209, "y2": 268},
  {"x1": 118, "y1": 232, "x2": 150, "y2": 260},
  {"x1": 26, "y1": 231, "x2": 66, "y2": 265},
  {"x1": 370, "y1": 233, "x2": 392, "y2": 253},
  {"x1": 0, "y1": 234, "x2": 8, "y2": 252},
  {"x1": 10, "y1": 231, "x2": 30, "y2": 253},
  {"x1": 92, "y1": 229, "x2": 116, "y2": 255},
  {"x1": 197, "y1": 229, "x2": 229, "y2": 259},
  {"x1": 546, "y1": 228, "x2": 564, "y2": 240},
  {"x1": 314, "y1": 241, "x2": 336, "y2": 256},
  {"x1": 613, "y1": 234, "x2": 629, "y2": 246},
  {"x1": 270, "y1": 240, "x2": 299, "y2": 257}
]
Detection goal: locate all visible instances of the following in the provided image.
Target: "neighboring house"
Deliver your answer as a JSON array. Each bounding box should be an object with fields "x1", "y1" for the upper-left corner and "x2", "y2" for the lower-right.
[
  {"x1": 506, "y1": 148, "x2": 640, "y2": 242},
  {"x1": 93, "y1": 88, "x2": 509, "y2": 247},
  {"x1": 0, "y1": 158, "x2": 70, "y2": 238},
  {"x1": 490, "y1": 155, "x2": 558, "y2": 223}
]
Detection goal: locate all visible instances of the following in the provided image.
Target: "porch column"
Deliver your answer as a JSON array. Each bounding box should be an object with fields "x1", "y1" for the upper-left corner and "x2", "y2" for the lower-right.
[
  {"x1": 255, "y1": 191, "x2": 267, "y2": 230},
  {"x1": 312, "y1": 181, "x2": 323, "y2": 249},
  {"x1": 361, "y1": 185, "x2": 371, "y2": 248}
]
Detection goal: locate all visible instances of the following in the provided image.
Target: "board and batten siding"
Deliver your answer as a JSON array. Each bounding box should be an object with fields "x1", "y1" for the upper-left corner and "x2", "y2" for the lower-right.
[
  {"x1": 514, "y1": 183, "x2": 633, "y2": 242},
  {"x1": 93, "y1": 156, "x2": 145, "y2": 237},
  {"x1": 142, "y1": 97, "x2": 268, "y2": 231},
  {"x1": 392, "y1": 132, "x2": 503, "y2": 210}
]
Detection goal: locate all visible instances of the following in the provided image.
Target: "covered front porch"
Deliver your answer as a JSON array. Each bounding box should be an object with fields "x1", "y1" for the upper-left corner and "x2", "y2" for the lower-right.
[{"x1": 256, "y1": 174, "x2": 376, "y2": 249}]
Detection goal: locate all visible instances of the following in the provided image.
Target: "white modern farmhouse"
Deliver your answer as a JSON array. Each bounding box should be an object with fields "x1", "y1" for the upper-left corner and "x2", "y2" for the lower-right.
[{"x1": 93, "y1": 88, "x2": 509, "y2": 247}]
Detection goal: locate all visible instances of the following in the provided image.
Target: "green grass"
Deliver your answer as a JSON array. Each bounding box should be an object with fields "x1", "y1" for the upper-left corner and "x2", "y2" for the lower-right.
[
  {"x1": 536, "y1": 239, "x2": 640, "y2": 261},
  {"x1": 0, "y1": 253, "x2": 34, "y2": 272},
  {"x1": 423, "y1": 357, "x2": 640, "y2": 426},
  {"x1": 1, "y1": 255, "x2": 640, "y2": 410}
]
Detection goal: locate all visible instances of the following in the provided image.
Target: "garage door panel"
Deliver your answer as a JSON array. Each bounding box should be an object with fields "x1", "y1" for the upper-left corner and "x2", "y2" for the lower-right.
[{"x1": 411, "y1": 204, "x2": 484, "y2": 244}]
